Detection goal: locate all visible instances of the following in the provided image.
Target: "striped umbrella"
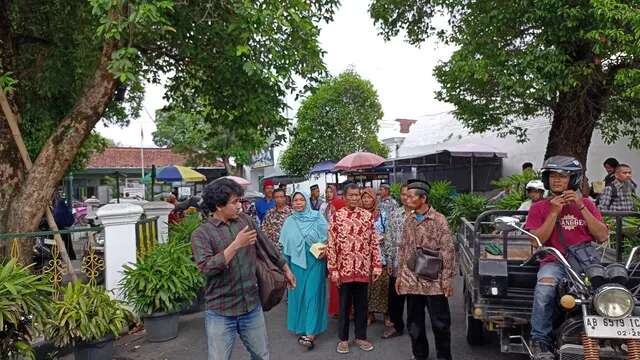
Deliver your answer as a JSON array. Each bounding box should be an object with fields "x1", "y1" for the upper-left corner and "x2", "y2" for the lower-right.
[{"x1": 155, "y1": 165, "x2": 206, "y2": 182}]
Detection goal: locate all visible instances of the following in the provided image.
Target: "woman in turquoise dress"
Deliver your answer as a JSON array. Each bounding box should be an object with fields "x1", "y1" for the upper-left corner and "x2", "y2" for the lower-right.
[{"x1": 280, "y1": 191, "x2": 329, "y2": 350}]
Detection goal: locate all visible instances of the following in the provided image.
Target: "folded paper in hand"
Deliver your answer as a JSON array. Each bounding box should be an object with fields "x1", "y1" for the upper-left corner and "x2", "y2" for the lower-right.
[{"x1": 310, "y1": 243, "x2": 327, "y2": 259}]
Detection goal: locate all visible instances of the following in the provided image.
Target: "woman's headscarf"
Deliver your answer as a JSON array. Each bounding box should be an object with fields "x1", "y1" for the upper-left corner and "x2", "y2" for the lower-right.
[
  {"x1": 280, "y1": 191, "x2": 329, "y2": 269},
  {"x1": 361, "y1": 187, "x2": 379, "y2": 217}
]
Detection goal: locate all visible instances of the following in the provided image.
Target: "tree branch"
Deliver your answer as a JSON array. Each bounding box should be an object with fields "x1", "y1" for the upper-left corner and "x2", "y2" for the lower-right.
[
  {"x1": 14, "y1": 33, "x2": 52, "y2": 46},
  {"x1": 6, "y1": 39, "x2": 120, "y2": 233},
  {"x1": 606, "y1": 58, "x2": 640, "y2": 80}
]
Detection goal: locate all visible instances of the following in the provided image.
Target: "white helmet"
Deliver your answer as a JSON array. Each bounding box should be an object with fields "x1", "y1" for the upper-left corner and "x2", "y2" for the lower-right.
[{"x1": 526, "y1": 180, "x2": 545, "y2": 192}]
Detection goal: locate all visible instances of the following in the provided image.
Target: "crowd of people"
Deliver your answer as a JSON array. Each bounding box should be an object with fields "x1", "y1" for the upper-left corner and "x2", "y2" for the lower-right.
[
  {"x1": 191, "y1": 177, "x2": 455, "y2": 360},
  {"x1": 188, "y1": 155, "x2": 637, "y2": 360}
]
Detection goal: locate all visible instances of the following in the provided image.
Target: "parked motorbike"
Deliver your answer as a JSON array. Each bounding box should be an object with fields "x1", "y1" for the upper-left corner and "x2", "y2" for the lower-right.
[
  {"x1": 32, "y1": 218, "x2": 55, "y2": 273},
  {"x1": 495, "y1": 216, "x2": 640, "y2": 359}
]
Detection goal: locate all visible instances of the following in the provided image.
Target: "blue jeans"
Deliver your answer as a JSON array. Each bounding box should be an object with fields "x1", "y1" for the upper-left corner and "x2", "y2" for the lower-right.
[
  {"x1": 531, "y1": 262, "x2": 567, "y2": 344},
  {"x1": 205, "y1": 305, "x2": 269, "y2": 360}
]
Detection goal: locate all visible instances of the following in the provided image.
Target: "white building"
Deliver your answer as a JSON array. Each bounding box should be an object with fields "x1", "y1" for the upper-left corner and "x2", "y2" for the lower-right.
[{"x1": 397, "y1": 112, "x2": 640, "y2": 182}]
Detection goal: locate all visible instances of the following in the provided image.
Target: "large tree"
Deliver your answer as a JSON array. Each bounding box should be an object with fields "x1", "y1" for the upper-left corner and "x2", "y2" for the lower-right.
[
  {"x1": 369, "y1": 0, "x2": 640, "y2": 172},
  {"x1": 0, "y1": 0, "x2": 338, "y2": 263},
  {"x1": 281, "y1": 70, "x2": 389, "y2": 176}
]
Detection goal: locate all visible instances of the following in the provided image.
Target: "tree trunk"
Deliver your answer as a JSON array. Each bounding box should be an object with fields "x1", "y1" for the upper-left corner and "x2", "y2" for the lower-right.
[
  {"x1": 0, "y1": 0, "x2": 26, "y2": 258},
  {"x1": 544, "y1": 82, "x2": 607, "y2": 193},
  {"x1": 222, "y1": 157, "x2": 242, "y2": 177},
  {"x1": 0, "y1": 37, "x2": 119, "y2": 264}
]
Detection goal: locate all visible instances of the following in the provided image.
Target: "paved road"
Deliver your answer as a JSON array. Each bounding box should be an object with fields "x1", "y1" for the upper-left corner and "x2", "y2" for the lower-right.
[{"x1": 103, "y1": 276, "x2": 528, "y2": 360}]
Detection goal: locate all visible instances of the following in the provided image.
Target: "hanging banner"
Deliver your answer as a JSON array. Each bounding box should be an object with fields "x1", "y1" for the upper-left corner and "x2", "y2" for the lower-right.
[{"x1": 251, "y1": 147, "x2": 274, "y2": 169}]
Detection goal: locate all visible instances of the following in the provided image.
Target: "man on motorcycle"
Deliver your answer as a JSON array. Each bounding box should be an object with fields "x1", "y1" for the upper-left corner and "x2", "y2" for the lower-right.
[{"x1": 525, "y1": 156, "x2": 609, "y2": 360}]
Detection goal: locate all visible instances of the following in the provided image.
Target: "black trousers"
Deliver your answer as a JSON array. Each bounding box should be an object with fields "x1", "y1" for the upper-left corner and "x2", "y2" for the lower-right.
[
  {"x1": 61, "y1": 233, "x2": 76, "y2": 260},
  {"x1": 338, "y1": 282, "x2": 368, "y2": 341},
  {"x1": 407, "y1": 294, "x2": 452, "y2": 360},
  {"x1": 388, "y1": 276, "x2": 406, "y2": 333}
]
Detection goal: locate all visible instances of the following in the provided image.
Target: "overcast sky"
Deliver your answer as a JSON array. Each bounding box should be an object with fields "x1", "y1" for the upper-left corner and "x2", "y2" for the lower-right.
[{"x1": 96, "y1": 0, "x2": 454, "y2": 146}]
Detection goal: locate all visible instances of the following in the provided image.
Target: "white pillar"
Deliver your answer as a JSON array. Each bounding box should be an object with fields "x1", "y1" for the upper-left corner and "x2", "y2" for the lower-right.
[
  {"x1": 143, "y1": 201, "x2": 175, "y2": 244},
  {"x1": 97, "y1": 203, "x2": 143, "y2": 300}
]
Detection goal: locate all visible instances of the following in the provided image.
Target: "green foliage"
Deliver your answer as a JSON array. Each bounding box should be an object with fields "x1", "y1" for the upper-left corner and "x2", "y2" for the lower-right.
[
  {"x1": 8, "y1": 0, "x2": 336, "y2": 178},
  {"x1": 390, "y1": 183, "x2": 402, "y2": 203},
  {"x1": 369, "y1": 0, "x2": 640, "y2": 149},
  {"x1": 281, "y1": 70, "x2": 388, "y2": 175},
  {"x1": 449, "y1": 193, "x2": 488, "y2": 231},
  {"x1": 152, "y1": 109, "x2": 275, "y2": 169},
  {"x1": 492, "y1": 170, "x2": 540, "y2": 210},
  {"x1": 9, "y1": 1, "x2": 165, "y2": 172},
  {"x1": 45, "y1": 283, "x2": 131, "y2": 348},
  {"x1": 0, "y1": 260, "x2": 53, "y2": 360},
  {"x1": 168, "y1": 213, "x2": 201, "y2": 246},
  {"x1": 495, "y1": 191, "x2": 528, "y2": 211},
  {"x1": 120, "y1": 242, "x2": 204, "y2": 315},
  {"x1": 0, "y1": 72, "x2": 17, "y2": 92},
  {"x1": 492, "y1": 170, "x2": 539, "y2": 192},
  {"x1": 428, "y1": 180, "x2": 456, "y2": 217},
  {"x1": 151, "y1": 0, "x2": 339, "y2": 171}
]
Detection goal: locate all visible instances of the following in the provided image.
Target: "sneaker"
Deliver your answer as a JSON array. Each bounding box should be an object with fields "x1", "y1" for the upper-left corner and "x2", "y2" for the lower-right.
[
  {"x1": 530, "y1": 340, "x2": 554, "y2": 360},
  {"x1": 336, "y1": 341, "x2": 350, "y2": 354},
  {"x1": 355, "y1": 339, "x2": 374, "y2": 352}
]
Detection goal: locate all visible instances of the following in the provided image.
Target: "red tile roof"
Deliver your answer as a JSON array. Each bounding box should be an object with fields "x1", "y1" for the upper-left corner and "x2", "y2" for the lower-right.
[{"x1": 87, "y1": 147, "x2": 223, "y2": 169}]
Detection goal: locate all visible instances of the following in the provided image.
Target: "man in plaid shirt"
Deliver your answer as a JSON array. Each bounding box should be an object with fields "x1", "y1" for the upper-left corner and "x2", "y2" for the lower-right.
[
  {"x1": 191, "y1": 178, "x2": 296, "y2": 360},
  {"x1": 598, "y1": 164, "x2": 637, "y2": 212}
]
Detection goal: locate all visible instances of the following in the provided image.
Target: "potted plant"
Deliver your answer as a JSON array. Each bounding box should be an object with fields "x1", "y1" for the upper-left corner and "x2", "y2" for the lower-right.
[
  {"x1": 120, "y1": 241, "x2": 204, "y2": 342},
  {"x1": 0, "y1": 259, "x2": 53, "y2": 360},
  {"x1": 45, "y1": 282, "x2": 130, "y2": 360},
  {"x1": 167, "y1": 214, "x2": 206, "y2": 314}
]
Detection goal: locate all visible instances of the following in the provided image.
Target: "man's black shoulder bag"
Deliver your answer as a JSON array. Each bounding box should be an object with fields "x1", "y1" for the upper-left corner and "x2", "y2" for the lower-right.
[{"x1": 555, "y1": 220, "x2": 600, "y2": 275}]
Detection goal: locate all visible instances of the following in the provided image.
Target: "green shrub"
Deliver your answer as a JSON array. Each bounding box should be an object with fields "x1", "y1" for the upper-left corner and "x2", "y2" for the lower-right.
[
  {"x1": 45, "y1": 283, "x2": 131, "y2": 348},
  {"x1": 390, "y1": 183, "x2": 402, "y2": 203},
  {"x1": 491, "y1": 170, "x2": 539, "y2": 192},
  {"x1": 168, "y1": 213, "x2": 202, "y2": 247},
  {"x1": 120, "y1": 242, "x2": 204, "y2": 315},
  {"x1": 496, "y1": 190, "x2": 527, "y2": 210},
  {"x1": 491, "y1": 171, "x2": 540, "y2": 210},
  {"x1": 0, "y1": 259, "x2": 53, "y2": 360},
  {"x1": 429, "y1": 180, "x2": 456, "y2": 217},
  {"x1": 449, "y1": 193, "x2": 488, "y2": 230}
]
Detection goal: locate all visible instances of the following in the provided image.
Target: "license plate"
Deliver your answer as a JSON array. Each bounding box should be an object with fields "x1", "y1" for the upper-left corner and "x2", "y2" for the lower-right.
[
  {"x1": 584, "y1": 316, "x2": 640, "y2": 339},
  {"x1": 43, "y1": 238, "x2": 56, "y2": 245}
]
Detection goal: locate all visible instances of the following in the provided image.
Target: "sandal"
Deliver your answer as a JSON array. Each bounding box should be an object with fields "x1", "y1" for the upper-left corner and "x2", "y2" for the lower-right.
[
  {"x1": 298, "y1": 336, "x2": 314, "y2": 349},
  {"x1": 336, "y1": 341, "x2": 350, "y2": 354},
  {"x1": 355, "y1": 339, "x2": 374, "y2": 352}
]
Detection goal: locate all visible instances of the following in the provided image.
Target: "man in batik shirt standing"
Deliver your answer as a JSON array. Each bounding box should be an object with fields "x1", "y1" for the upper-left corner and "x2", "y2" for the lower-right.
[
  {"x1": 327, "y1": 183, "x2": 382, "y2": 355},
  {"x1": 261, "y1": 188, "x2": 292, "y2": 252}
]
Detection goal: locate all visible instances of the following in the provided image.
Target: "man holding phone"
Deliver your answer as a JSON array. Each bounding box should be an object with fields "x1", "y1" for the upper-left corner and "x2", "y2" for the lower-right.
[
  {"x1": 191, "y1": 178, "x2": 296, "y2": 360},
  {"x1": 525, "y1": 156, "x2": 608, "y2": 360}
]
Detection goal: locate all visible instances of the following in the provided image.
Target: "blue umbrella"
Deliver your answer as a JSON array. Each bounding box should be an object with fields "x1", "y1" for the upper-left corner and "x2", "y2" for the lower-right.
[{"x1": 309, "y1": 160, "x2": 336, "y2": 174}]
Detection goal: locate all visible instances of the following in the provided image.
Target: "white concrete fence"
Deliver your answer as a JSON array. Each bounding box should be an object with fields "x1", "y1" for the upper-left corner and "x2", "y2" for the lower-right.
[{"x1": 96, "y1": 201, "x2": 174, "y2": 299}]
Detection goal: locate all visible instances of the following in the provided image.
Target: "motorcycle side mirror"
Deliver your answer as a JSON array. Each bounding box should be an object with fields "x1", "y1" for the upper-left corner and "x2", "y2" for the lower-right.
[
  {"x1": 494, "y1": 216, "x2": 521, "y2": 232},
  {"x1": 494, "y1": 216, "x2": 543, "y2": 248}
]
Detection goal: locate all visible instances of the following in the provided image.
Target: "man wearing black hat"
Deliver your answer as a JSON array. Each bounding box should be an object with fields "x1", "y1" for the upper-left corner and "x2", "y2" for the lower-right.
[
  {"x1": 396, "y1": 180, "x2": 454, "y2": 360},
  {"x1": 310, "y1": 184, "x2": 323, "y2": 211}
]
